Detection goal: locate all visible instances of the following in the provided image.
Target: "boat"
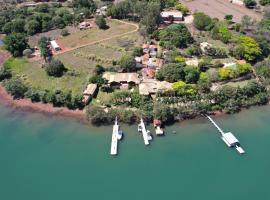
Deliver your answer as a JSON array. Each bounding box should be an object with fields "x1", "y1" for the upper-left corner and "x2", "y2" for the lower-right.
[{"x1": 155, "y1": 126, "x2": 164, "y2": 136}]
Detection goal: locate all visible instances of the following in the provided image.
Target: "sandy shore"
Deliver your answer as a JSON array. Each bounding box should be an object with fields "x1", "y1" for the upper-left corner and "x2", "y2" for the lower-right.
[{"x1": 0, "y1": 85, "x2": 86, "y2": 121}]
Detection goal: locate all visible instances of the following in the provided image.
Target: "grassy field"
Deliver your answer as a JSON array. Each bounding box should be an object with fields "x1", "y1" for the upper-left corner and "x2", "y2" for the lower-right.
[
  {"x1": 59, "y1": 19, "x2": 138, "y2": 49},
  {"x1": 8, "y1": 21, "x2": 143, "y2": 96}
]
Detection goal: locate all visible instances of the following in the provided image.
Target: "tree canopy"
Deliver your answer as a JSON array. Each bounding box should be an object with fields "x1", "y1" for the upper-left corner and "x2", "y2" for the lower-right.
[{"x1": 158, "y1": 24, "x2": 193, "y2": 48}]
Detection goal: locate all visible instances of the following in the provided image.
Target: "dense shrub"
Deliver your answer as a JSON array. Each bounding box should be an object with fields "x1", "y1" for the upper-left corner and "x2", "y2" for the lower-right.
[
  {"x1": 44, "y1": 59, "x2": 66, "y2": 77},
  {"x1": 4, "y1": 78, "x2": 28, "y2": 99},
  {"x1": 158, "y1": 24, "x2": 193, "y2": 48},
  {"x1": 193, "y1": 12, "x2": 213, "y2": 31}
]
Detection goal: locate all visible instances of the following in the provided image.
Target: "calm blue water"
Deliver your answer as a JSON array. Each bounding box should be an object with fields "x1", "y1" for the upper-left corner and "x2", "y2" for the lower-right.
[{"x1": 0, "y1": 103, "x2": 270, "y2": 200}]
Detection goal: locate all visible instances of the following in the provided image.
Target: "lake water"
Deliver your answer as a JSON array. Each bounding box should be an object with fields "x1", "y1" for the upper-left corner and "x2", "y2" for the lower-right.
[
  {"x1": 0, "y1": 103, "x2": 269, "y2": 200},
  {"x1": 0, "y1": 39, "x2": 3, "y2": 46}
]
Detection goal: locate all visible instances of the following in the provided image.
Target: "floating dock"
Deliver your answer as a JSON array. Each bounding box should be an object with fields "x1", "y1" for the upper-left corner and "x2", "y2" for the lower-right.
[
  {"x1": 205, "y1": 115, "x2": 245, "y2": 154},
  {"x1": 110, "y1": 118, "x2": 123, "y2": 156},
  {"x1": 138, "y1": 118, "x2": 152, "y2": 145}
]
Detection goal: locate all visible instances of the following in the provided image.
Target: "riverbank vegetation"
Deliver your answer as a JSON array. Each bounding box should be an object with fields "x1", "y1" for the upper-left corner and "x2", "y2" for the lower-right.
[{"x1": 1, "y1": 0, "x2": 270, "y2": 126}]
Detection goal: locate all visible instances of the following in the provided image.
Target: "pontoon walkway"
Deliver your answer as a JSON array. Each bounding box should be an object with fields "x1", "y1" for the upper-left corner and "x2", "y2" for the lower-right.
[
  {"x1": 110, "y1": 118, "x2": 122, "y2": 155},
  {"x1": 205, "y1": 115, "x2": 245, "y2": 154},
  {"x1": 138, "y1": 119, "x2": 152, "y2": 145}
]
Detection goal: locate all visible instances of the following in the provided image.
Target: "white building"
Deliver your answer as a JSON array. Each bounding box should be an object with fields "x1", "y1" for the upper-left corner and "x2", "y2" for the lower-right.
[
  {"x1": 50, "y1": 40, "x2": 61, "y2": 51},
  {"x1": 161, "y1": 11, "x2": 184, "y2": 23}
]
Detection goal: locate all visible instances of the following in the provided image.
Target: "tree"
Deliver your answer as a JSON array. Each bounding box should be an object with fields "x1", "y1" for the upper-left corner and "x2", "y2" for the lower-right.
[
  {"x1": 197, "y1": 72, "x2": 211, "y2": 92},
  {"x1": 4, "y1": 78, "x2": 28, "y2": 99},
  {"x1": 211, "y1": 24, "x2": 232, "y2": 43},
  {"x1": 241, "y1": 15, "x2": 255, "y2": 31},
  {"x1": 156, "y1": 63, "x2": 185, "y2": 82},
  {"x1": 158, "y1": 24, "x2": 193, "y2": 48},
  {"x1": 237, "y1": 36, "x2": 262, "y2": 62},
  {"x1": 175, "y1": 3, "x2": 189, "y2": 15},
  {"x1": 73, "y1": 0, "x2": 96, "y2": 12},
  {"x1": 44, "y1": 59, "x2": 66, "y2": 77},
  {"x1": 218, "y1": 67, "x2": 235, "y2": 80},
  {"x1": 38, "y1": 37, "x2": 51, "y2": 62},
  {"x1": 89, "y1": 75, "x2": 105, "y2": 86},
  {"x1": 172, "y1": 81, "x2": 197, "y2": 96},
  {"x1": 140, "y1": 2, "x2": 161, "y2": 34},
  {"x1": 25, "y1": 20, "x2": 41, "y2": 35},
  {"x1": 244, "y1": 0, "x2": 257, "y2": 8},
  {"x1": 184, "y1": 66, "x2": 200, "y2": 83},
  {"x1": 119, "y1": 55, "x2": 137, "y2": 72},
  {"x1": 95, "y1": 15, "x2": 107, "y2": 29},
  {"x1": 224, "y1": 15, "x2": 233, "y2": 21},
  {"x1": 132, "y1": 47, "x2": 143, "y2": 57},
  {"x1": 193, "y1": 12, "x2": 213, "y2": 31},
  {"x1": 254, "y1": 59, "x2": 270, "y2": 78},
  {"x1": 4, "y1": 33, "x2": 29, "y2": 57},
  {"x1": 260, "y1": 0, "x2": 270, "y2": 5}
]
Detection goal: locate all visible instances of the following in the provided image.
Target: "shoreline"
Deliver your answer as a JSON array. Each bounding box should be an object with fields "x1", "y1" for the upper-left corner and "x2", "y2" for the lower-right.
[
  {"x1": 0, "y1": 84, "x2": 228, "y2": 125},
  {"x1": 0, "y1": 85, "x2": 86, "y2": 122}
]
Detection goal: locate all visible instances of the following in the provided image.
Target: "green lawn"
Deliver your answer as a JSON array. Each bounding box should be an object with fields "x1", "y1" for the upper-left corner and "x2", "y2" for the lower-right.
[{"x1": 8, "y1": 58, "x2": 89, "y2": 95}]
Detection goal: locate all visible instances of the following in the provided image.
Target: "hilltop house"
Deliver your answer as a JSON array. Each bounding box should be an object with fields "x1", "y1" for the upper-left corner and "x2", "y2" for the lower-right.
[{"x1": 102, "y1": 72, "x2": 140, "y2": 89}]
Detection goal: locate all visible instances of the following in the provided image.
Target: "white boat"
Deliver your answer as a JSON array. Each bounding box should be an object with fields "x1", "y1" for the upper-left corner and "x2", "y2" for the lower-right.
[{"x1": 155, "y1": 126, "x2": 164, "y2": 135}]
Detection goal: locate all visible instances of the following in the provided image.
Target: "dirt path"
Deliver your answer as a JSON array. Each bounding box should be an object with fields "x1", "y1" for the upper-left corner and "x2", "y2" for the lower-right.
[{"x1": 54, "y1": 19, "x2": 139, "y2": 56}]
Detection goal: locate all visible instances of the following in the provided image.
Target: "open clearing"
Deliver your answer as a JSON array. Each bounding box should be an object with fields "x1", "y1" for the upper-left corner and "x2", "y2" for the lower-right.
[
  {"x1": 181, "y1": 0, "x2": 262, "y2": 22},
  {"x1": 9, "y1": 22, "x2": 143, "y2": 96},
  {"x1": 58, "y1": 19, "x2": 138, "y2": 50}
]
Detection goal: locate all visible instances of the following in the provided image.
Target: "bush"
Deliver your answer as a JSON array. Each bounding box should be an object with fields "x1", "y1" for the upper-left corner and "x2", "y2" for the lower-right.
[
  {"x1": 193, "y1": 12, "x2": 213, "y2": 31},
  {"x1": 44, "y1": 59, "x2": 66, "y2": 77},
  {"x1": 89, "y1": 75, "x2": 105, "y2": 86},
  {"x1": 260, "y1": 0, "x2": 270, "y2": 5},
  {"x1": 254, "y1": 60, "x2": 270, "y2": 78},
  {"x1": 218, "y1": 67, "x2": 235, "y2": 80},
  {"x1": 244, "y1": 0, "x2": 257, "y2": 7},
  {"x1": 23, "y1": 49, "x2": 32, "y2": 58},
  {"x1": 119, "y1": 55, "x2": 137, "y2": 72},
  {"x1": 0, "y1": 68, "x2": 11, "y2": 81},
  {"x1": 204, "y1": 47, "x2": 227, "y2": 58},
  {"x1": 175, "y1": 3, "x2": 189, "y2": 15},
  {"x1": 95, "y1": 15, "x2": 107, "y2": 29},
  {"x1": 172, "y1": 81, "x2": 197, "y2": 96},
  {"x1": 61, "y1": 29, "x2": 69, "y2": 37},
  {"x1": 4, "y1": 78, "x2": 28, "y2": 99}
]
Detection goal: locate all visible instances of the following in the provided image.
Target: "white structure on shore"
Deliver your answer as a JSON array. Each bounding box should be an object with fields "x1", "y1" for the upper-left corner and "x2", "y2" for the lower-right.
[
  {"x1": 110, "y1": 118, "x2": 123, "y2": 155},
  {"x1": 138, "y1": 119, "x2": 152, "y2": 145},
  {"x1": 206, "y1": 115, "x2": 245, "y2": 154}
]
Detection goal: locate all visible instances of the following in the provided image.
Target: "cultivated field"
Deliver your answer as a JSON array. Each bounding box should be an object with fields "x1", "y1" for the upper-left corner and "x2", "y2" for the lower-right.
[{"x1": 181, "y1": 0, "x2": 262, "y2": 22}]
